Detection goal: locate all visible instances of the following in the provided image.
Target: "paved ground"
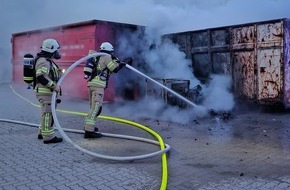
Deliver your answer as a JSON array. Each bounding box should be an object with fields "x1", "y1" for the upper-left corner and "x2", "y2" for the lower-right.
[{"x1": 1, "y1": 83, "x2": 290, "y2": 190}]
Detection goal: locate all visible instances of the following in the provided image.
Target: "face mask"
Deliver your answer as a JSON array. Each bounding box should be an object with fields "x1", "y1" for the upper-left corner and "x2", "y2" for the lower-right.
[{"x1": 53, "y1": 50, "x2": 61, "y2": 59}]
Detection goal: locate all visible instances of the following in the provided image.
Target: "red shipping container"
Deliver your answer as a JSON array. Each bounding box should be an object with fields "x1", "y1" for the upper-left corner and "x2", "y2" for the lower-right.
[{"x1": 11, "y1": 20, "x2": 143, "y2": 101}]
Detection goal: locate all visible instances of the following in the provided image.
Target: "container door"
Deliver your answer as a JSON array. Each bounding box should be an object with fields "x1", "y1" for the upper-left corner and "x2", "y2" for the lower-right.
[
  {"x1": 211, "y1": 29, "x2": 231, "y2": 76},
  {"x1": 192, "y1": 53, "x2": 211, "y2": 82},
  {"x1": 191, "y1": 31, "x2": 210, "y2": 82},
  {"x1": 257, "y1": 49, "x2": 282, "y2": 101},
  {"x1": 231, "y1": 25, "x2": 256, "y2": 100},
  {"x1": 256, "y1": 21, "x2": 283, "y2": 104},
  {"x1": 171, "y1": 33, "x2": 192, "y2": 60},
  {"x1": 232, "y1": 51, "x2": 256, "y2": 99},
  {"x1": 212, "y1": 52, "x2": 231, "y2": 76}
]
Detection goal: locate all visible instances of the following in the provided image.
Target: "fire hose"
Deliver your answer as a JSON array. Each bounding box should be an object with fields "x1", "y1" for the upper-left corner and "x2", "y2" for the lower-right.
[
  {"x1": 51, "y1": 52, "x2": 170, "y2": 161},
  {"x1": 0, "y1": 52, "x2": 170, "y2": 190}
]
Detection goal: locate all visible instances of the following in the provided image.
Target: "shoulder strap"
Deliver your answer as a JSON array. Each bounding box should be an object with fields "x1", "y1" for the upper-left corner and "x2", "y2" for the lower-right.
[
  {"x1": 32, "y1": 56, "x2": 40, "y2": 89},
  {"x1": 89, "y1": 57, "x2": 102, "y2": 81},
  {"x1": 48, "y1": 59, "x2": 59, "y2": 69}
]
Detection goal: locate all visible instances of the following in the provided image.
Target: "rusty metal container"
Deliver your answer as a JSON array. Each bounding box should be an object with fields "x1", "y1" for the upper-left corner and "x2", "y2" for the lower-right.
[
  {"x1": 11, "y1": 20, "x2": 143, "y2": 101},
  {"x1": 165, "y1": 18, "x2": 290, "y2": 108}
]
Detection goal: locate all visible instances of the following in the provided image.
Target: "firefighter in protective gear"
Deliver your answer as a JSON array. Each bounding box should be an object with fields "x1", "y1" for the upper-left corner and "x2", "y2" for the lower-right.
[
  {"x1": 83, "y1": 42, "x2": 128, "y2": 138},
  {"x1": 35, "y1": 38, "x2": 63, "y2": 144}
]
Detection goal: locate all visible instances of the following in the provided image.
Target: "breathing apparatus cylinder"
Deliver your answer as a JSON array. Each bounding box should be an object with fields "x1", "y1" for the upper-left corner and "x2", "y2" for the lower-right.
[
  {"x1": 83, "y1": 50, "x2": 97, "y2": 80},
  {"x1": 23, "y1": 54, "x2": 35, "y2": 84}
]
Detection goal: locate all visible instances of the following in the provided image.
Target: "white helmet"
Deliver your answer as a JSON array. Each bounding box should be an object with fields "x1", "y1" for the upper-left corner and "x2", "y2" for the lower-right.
[
  {"x1": 100, "y1": 42, "x2": 114, "y2": 52},
  {"x1": 41, "y1": 38, "x2": 60, "y2": 53}
]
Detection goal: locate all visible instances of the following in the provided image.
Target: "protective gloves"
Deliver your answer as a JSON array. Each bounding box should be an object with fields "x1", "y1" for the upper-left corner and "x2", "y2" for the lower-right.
[{"x1": 122, "y1": 57, "x2": 133, "y2": 65}]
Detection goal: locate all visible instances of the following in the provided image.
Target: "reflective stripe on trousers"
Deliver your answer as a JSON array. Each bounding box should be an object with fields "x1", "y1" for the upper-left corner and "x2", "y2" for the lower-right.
[
  {"x1": 84, "y1": 87, "x2": 104, "y2": 132},
  {"x1": 35, "y1": 87, "x2": 53, "y2": 94},
  {"x1": 85, "y1": 102, "x2": 100, "y2": 126},
  {"x1": 88, "y1": 76, "x2": 106, "y2": 88},
  {"x1": 36, "y1": 94, "x2": 56, "y2": 141}
]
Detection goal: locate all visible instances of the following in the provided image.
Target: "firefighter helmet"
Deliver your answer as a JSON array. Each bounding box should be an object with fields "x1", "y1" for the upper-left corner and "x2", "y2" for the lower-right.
[
  {"x1": 100, "y1": 42, "x2": 114, "y2": 52},
  {"x1": 41, "y1": 38, "x2": 60, "y2": 53}
]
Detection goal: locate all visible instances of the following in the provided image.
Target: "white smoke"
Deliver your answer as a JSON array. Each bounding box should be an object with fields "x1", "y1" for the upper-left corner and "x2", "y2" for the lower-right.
[
  {"x1": 202, "y1": 75, "x2": 235, "y2": 111},
  {"x1": 117, "y1": 28, "x2": 200, "y2": 86},
  {"x1": 141, "y1": 31, "x2": 199, "y2": 85},
  {"x1": 107, "y1": 96, "x2": 208, "y2": 124},
  {"x1": 114, "y1": 26, "x2": 232, "y2": 122},
  {"x1": 1, "y1": 0, "x2": 290, "y2": 122}
]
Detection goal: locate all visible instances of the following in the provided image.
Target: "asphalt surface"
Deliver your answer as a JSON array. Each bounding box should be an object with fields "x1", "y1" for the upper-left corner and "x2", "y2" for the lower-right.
[{"x1": 1, "y1": 83, "x2": 290, "y2": 190}]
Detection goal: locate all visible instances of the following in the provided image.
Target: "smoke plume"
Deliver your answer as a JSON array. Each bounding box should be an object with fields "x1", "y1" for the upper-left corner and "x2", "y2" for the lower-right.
[{"x1": 1, "y1": 0, "x2": 290, "y2": 122}]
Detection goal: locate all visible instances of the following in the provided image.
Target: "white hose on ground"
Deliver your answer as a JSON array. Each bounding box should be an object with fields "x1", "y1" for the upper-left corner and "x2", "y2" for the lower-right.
[{"x1": 0, "y1": 118, "x2": 170, "y2": 160}]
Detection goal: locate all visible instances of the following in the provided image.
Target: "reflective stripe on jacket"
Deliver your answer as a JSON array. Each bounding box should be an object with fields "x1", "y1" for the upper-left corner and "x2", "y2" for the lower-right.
[
  {"x1": 34, "y1": 57, "x2": 61, "y2": 95},
  {"x1": 88, "y1": 54, "x2": 119, "y2": 88}
]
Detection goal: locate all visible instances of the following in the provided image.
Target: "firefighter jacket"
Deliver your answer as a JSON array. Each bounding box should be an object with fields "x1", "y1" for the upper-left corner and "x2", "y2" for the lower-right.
[
  {"x1": 86, "y1": 54, "x2": 120, "y2": 89},
  {"x1": 34, "y1": 57, "x2": 62, "y2": 95}
]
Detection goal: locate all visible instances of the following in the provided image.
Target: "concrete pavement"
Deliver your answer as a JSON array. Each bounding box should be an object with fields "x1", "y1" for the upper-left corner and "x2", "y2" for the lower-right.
[{"x1": 1, "y1": 83, "x2": 290, "y2": 190}]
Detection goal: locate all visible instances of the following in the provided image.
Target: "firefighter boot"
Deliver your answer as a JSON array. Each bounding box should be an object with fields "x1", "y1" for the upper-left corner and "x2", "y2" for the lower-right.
[
  {"x1": 83, "y1": 127, "x2": 99, "y2": 132},
  {"x1": 38, "y1": 134, "x2": 43, "y2": 139},
  {"x1": 43, "y1": 136, "x2": 63, "y2": 144},
  {"x1": 84, "y1": 131, "x2": 103, "y2": 139}
]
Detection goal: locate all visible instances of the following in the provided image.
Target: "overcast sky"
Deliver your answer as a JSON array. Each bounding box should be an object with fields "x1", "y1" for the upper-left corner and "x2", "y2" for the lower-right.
[{"x1": 1, "y1": 0, "x2": 290, "y2": 83}]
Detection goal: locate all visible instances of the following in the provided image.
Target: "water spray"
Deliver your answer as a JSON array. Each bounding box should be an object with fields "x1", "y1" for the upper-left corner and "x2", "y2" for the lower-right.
[{"x1": 125, "y1": 64, "x2": 206, "y2": 110}]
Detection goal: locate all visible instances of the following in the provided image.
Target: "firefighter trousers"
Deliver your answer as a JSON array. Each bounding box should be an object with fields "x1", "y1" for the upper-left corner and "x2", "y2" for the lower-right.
[
  {"x1": 36, "y1": 94, "x2": 57, "y2": 141},
  {"x1": 84, "y1": 86, "x2": 104, "y2": 132}
]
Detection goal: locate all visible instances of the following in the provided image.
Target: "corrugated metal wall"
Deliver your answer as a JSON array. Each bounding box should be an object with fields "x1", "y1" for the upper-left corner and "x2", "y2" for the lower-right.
[{"x1": 166, "y1": 18, "x2": 290, "y2": 107}]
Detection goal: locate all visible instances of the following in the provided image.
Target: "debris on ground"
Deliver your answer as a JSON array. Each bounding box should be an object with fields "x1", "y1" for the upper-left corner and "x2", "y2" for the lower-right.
[{"x1": 209, "y1": 109, "x2": 234, "y2": 121}]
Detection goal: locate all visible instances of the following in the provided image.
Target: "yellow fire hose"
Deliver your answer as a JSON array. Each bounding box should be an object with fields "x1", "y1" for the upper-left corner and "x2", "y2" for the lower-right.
[{"x1": 4, "y1": 52, "x2": 170, "y2": 190}]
